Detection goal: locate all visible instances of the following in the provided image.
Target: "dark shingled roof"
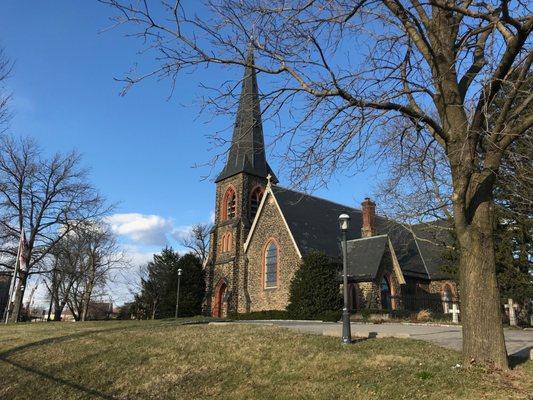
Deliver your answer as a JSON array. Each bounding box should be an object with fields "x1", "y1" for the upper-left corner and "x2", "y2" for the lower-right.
[
  {"x1": 271, "y1": 185, "x2": 450, "y2": 281},
  {"x1": 216, "y1": 45, "x2": 278, "y2": 183},
  {"x1": 272, "y1": 185, "x2": 363, "y2": 259},
  {"x1": 411, "y1": 222, "x2": 453, "y2": 280},
  {"x1": 346, "y1": 235, "x2": 389, "y2": 281}
]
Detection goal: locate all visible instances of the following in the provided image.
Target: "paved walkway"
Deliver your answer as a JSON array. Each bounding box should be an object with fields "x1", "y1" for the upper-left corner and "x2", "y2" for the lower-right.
[{"x1": 224, "y1": 320, "x2": 533, "y2": 359}]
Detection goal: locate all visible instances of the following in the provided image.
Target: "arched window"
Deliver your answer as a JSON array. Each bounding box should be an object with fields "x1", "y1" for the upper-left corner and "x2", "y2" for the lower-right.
[
  {"x1": 220, "y1": 232, "x2": 232, "y2": 253},
  {"x1": 221, "y1": 187, "x2": 236, "y2": 220},
  {"x1": 264, "y1": 240, "x2": 278, "y2": 288},
  {"x1": 225, "y1": 232, "x2": 232, "y2": 252},
  {"x1": 250, "y1": 187, "x2": 264, "y2": 220},
  {"x1": 349, "y1": 285, "x2": 358, "y2": 312}
]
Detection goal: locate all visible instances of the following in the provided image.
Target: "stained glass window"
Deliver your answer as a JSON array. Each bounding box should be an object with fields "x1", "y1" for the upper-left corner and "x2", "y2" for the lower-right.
[{"x1": 265, "y1": 242, "x2": 278, "y2": 288}]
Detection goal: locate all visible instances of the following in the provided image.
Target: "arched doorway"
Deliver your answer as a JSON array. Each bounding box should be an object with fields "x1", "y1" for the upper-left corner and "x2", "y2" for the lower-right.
[
  {"x1": 349, "y1": 285, "x2": 358, "y2": 312},
  {"x1": 212, "y1": 280, "x2": 227, "y2": 318},
  {"x1": 441, "y1": 284, "x2": 453, "y2": 314},
  {"x1": 380, "y1": 276, "x2": 392, "y2": 310}
]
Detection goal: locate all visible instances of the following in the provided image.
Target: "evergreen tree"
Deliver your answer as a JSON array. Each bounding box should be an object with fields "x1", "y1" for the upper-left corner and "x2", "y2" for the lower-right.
[
  {"x1": 133, "y1": 248, "x2": 205, "y2": 319},
  {"x1": 287, "y1": 251, "x2": 342, "y2": 319},
  {"x1": 173, "y1": 253, "x2": 205, "y2": 317}
]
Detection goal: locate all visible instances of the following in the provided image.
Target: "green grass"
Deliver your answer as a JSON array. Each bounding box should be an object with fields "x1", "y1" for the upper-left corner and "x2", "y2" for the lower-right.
[{"x1": 0, "y1": 319, "x2": 531, "y2": 399}]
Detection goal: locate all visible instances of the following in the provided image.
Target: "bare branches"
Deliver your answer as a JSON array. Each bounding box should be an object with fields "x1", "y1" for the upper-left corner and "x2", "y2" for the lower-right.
[
  {"x1": 99, "y1": 0, "x2": 531, "y2": 209},
  {"x1": 0, "y1": 134, "x2": 109, "y2": 321},
  {"x1": 0, "y1": 47, "x2": 13, "y2": 131},
  {"x1": 179, "y1": 223, "x2": 212, "y2": 264}
]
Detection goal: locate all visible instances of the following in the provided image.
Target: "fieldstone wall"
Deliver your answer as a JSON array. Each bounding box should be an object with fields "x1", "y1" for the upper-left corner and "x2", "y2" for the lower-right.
[
  {"x1": 204, "y1": 172, "x2": 267, "y2": 316},
  {"x1": 355, "y1": 282, "x2": 380, "y2": 309},
  {"x1": 428, "y1": 280, "x2": 459, "y2": 300},
  {"x1": 352, "y1": 248, "x2": 404, "y2": 310},
  {"x1": 244, "y1": 192, "x2": 301, "y2": 312}
]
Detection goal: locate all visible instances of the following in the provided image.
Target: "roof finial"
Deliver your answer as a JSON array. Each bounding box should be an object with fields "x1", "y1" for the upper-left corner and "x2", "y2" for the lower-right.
[{"x1": 266, "y1": 173, "x2": 272, "y2": 187}]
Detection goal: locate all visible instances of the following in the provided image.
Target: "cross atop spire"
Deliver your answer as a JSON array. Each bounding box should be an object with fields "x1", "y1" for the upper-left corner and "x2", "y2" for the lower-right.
[{"x1": 215, "y1": 43, "x2": 278, "y2": 183}]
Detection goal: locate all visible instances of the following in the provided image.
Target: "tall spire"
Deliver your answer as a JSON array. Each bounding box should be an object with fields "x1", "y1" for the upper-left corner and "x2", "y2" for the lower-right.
[{"x1": 216, "y1": 44, "x2": 278, "y2": 183}]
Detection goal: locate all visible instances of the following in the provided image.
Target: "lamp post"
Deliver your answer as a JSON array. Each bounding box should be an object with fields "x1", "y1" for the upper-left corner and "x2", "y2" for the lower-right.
[
  {"x1": 339, "y1": 213, "x2": 352, "y2": 344},
  {"x1": 175, "y1": 268, "x2": 183, "y2": 319}
]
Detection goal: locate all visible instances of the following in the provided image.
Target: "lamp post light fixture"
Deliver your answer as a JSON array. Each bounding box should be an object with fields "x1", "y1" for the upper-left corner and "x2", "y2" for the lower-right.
[
  {"x1": 175, "y1": 268, "x2": 183, "y2": 319},
  {"x1": 338, "y1": 213, "x2": 352, "y2": 344}
]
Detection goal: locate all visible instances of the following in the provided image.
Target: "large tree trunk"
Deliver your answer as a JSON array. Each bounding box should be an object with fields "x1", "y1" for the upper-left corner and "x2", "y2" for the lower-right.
[
  {"x1": 456, "y1": 199, "x2": 508, "y2": 368},
  {"x1": 81, "y1": 279, "x2": 95, "y2": 322},
  {"x1": 54, "y1": 293, "x2": 71, "y2": 321},
  {"x1": 8, "y1": 271, "x2": 27, "y2": 323},
  {"x1": 151, "y1": 300, "x2": 157, "y2": 320}
]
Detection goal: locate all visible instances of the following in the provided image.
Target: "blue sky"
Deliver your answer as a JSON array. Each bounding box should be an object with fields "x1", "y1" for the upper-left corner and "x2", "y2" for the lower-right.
[{"x1": 1, "y1": 1, "x2": 381, "y2": 305}]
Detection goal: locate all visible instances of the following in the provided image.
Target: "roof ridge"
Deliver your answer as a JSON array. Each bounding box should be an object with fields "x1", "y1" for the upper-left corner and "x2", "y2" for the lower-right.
[
  {"x1": 347, "y1": 234, "x2": 388, "y2": 242},
  {"x1": 272, "y1": 185, "x2": 362, "y2": 212}
]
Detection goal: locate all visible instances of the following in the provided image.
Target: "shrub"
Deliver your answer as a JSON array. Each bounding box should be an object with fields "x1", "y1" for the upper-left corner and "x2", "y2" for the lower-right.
[
  {"x1": 416, "y1": 309, "x2": 431, "y2": 322},
  {"x1": 316, "y1": 310, "x2": 342, "y2": 322},
  {"x1": 390, "y1": 310, "x2": 411, "y2": 319},
  {"x1": 286, "y1": 251, "x2": 343, "y2": 320},
  {"x1": 360, "y1": 308, "x2": 390, "y2": 320}
]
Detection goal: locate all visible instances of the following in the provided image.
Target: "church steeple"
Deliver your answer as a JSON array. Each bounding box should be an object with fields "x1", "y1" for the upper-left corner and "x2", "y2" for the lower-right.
[{"x1": 215, "y1": 44, "x2": 278, "y2": 183}]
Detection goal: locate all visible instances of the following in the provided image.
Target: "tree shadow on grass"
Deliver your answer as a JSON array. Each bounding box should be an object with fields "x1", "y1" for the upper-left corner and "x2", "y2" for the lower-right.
[
  {"x1": 0, "y1": 326, "x2": 131, "y2": 400},
  {"x1": 508, "y1": 346, "x2": 532, "y2": 369}
]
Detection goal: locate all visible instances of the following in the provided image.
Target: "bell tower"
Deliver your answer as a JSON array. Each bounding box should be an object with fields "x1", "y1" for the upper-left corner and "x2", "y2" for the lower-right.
[{"x1": 204, "y1": 44, "x2": 278, "y2": 317}]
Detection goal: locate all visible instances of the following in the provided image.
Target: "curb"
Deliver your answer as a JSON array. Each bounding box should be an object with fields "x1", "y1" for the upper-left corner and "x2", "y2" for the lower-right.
[{"x1": 322, "y1": 327, "x2": 411, "y2": 339}]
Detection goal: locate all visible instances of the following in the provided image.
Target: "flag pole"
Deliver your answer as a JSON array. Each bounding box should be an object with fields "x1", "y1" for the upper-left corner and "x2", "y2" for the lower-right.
[{"x1": 4, "y1": 227, "x2": 23, "y2": 324}]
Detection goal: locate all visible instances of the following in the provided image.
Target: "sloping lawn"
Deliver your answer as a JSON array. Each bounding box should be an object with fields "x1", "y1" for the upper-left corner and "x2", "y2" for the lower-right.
[{"x1": 0, "y1": 319, "x2": 531, "y2": 399}]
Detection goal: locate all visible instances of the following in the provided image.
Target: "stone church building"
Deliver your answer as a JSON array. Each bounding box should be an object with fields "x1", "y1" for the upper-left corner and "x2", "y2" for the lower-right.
[{"x1": 204, "y1": 48, "x2": 457, "y2": 318}]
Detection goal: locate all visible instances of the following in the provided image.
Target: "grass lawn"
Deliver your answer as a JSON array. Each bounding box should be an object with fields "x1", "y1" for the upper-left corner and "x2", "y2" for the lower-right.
[{"x1": 0, "y1": 319, "x2": 531, "y2": 399}]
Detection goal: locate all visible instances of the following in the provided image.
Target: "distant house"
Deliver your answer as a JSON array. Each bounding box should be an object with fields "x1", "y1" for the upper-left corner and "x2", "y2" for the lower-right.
[{"x1": 87, "y1": 301, "x2": 114, "y2": 320}]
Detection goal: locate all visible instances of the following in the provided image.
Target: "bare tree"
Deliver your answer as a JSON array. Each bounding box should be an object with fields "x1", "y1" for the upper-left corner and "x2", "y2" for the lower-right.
[
  {"x1": 0, "y1": 134, "x2": 106, "y2": 322},
  {"x1": 100, "y1": 0, "x2": 532, "y2": 368},
  {"x1": 180, "y1": 223, "x2": 212, "y2": 264},
  {"x1": 0, "y1": 47, "x2": 12, "y2": 131},
  {"x1": 45, "y1": 224, "x2": 94, "y2": 321},
  {"x1": 57, "y1": 221, "x2": 124, "y2": 321}
]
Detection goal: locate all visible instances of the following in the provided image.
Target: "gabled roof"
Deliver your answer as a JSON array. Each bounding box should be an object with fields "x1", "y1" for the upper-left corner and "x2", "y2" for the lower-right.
[
  {"x1": 346, "y1": 235, "x2": 407, "y2": 283},
  {"x1": 245, "y1": 184, "x2": 451, "y2": 281},
  {"x1": 411, "y1": 222, "x2": 453, "y2": 280},
  {"x1": 346, "y1": 235, "x2": 388, "y2": 280},
  {"x1": 272, "y1": 185, "x2": 364, "y2": 258},
  {"x1": 216, "y1": 45, "x2": 278, "y2": 183}
]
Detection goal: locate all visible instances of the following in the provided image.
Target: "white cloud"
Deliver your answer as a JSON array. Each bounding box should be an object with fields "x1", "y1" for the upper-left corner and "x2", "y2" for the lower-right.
[
  {"x1": 170, "y1": 225, "x2": 194, "y2": 242},
  {"x1": 105, "y1": 213, "x2": 173, "y2": 246},
  {"x1": 122, "y1": 244, "x2": 155, "y2": 267}
]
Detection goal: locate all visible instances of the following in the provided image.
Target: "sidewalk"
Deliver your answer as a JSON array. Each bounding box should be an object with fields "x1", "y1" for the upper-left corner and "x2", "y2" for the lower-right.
[{"x1": 220, "y1": 320, "x2": 533, "y2": 359}]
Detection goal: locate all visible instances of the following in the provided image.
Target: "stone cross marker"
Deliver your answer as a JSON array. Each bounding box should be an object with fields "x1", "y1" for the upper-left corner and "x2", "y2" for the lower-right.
[
  {"x1": 504, "y1": 298, "x2": 519, "y2": 327},
  {"x1": 451, "y1": 303, "x2": 460, "y2": 324}
]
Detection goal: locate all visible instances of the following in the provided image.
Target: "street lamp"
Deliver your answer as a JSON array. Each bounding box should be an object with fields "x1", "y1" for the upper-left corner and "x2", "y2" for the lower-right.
[
  {"x1": 339, "y1": 213, "x2": 352, "y2": 344},
  {"x1": 175, "y1": 268, "x2": 183, "y2": 319}
]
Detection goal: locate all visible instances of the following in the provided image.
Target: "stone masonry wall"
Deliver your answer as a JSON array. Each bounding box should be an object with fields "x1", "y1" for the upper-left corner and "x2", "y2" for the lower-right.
[
  {"x1": 244, "y1": 192, "x2": 301, "y2": 312},
  {"x1": 205, "y1": 172, "x2": 267, "y2": 316},
  {"x1": 353, "y1": 249, "x2": 403, "y2": 310},
  {"x1": 428, "y1": 280, "x2": 459, "y2": 300},
  {"x1": 356, "y1": 282, "x2": 380, "y2": 309}
]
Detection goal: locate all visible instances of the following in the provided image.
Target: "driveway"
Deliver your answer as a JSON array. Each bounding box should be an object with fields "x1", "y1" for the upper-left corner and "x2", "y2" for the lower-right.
[{"x1": 225, "y1": 320, "x2": 533, "y2": 359}]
